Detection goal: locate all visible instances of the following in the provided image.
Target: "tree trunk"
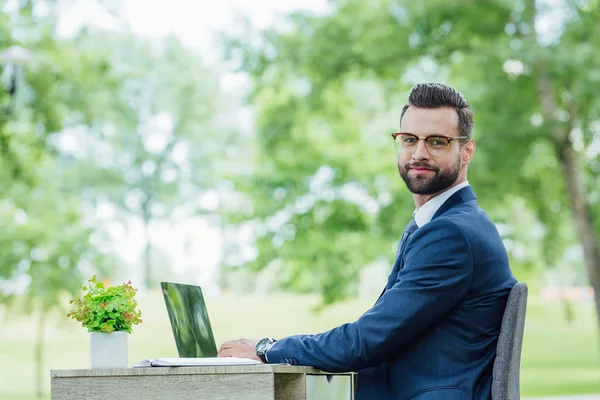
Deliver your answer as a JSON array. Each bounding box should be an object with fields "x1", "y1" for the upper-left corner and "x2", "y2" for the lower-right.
[
  {"x1": 535, "y1": 69, "x2": 600, "y2": 336},
  {"x1": 553, "y1": 140, "x2": 600, "y2": 332},
  {"x1": 142, "y1": 200, "x2": 152, "y2": 290},
  {"x1": 35, "y1": 307, "x2": 46, "y2": 398},
  {"x1": 562, "y1": 297, "x2": 574, "y2": 325},
  {"x1": 530, "y1": 0, "x2": 600, "y2": 340}
]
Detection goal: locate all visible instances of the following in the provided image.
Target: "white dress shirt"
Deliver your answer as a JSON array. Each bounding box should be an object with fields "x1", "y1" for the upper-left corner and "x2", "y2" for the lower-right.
[{"x1": 414, "y1": 181, "x2": 470, "y2": 228}]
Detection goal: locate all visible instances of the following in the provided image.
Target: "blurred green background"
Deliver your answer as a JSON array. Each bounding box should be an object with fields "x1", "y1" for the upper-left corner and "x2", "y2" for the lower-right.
[
  {"x1": 1, "y1": 0, "x2": 599, "y2": 398},
  {"x1": 1, "y1": 292, "x2": 599, "y2": 399}
]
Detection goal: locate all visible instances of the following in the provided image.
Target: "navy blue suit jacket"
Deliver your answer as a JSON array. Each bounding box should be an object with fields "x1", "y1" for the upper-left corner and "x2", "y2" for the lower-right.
[{"x1": 266, "y1": 186, "x2": 517, "y2": 399}]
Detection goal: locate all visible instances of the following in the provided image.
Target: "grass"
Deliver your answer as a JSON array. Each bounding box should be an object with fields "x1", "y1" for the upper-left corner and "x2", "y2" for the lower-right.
[
  {"x1": 520, "y1": 297, "x2": 600, "y2": 396},
  {"x1": 1, "y1": 291, "x2": 599, "y2": 399}
]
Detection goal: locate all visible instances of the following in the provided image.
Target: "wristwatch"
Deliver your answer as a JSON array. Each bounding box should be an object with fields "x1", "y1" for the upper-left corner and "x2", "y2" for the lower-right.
[{"x1": 256, "y1": 337, "x2": 277, "y2": 363}]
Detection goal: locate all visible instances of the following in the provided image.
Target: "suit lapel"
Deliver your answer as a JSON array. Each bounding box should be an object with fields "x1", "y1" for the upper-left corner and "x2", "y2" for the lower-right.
[
  {"x1": 395, "y1": 219, "x2": 418, "y2": 260},
  {"x1": 430, "y1": 186, "x2": 477, "y2": 221},
  {"x1": 382, "y1": 186, "x2": 477, "y2": 295},
  {"x1": 386, "y1": 219, "x2": 418, "y2": 290}
]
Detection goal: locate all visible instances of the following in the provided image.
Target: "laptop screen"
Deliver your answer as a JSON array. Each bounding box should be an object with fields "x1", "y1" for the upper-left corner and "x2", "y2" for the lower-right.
[{"x1": 161, "y1": 282, "x2": 218, "y2": 358}]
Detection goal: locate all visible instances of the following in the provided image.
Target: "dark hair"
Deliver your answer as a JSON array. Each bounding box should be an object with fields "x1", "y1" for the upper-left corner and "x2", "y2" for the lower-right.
[{"x1": 400, "y1": 83, "x2": 474, "y2": 138}]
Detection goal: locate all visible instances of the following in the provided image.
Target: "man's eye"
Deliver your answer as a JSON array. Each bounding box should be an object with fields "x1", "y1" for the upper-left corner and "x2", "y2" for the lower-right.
[
  {"x1": 429, "y1": 138, "x2": 448, "y2": 147},
  {"x1": 403, "y1": 137, "x2": 417, "y2": 144}
]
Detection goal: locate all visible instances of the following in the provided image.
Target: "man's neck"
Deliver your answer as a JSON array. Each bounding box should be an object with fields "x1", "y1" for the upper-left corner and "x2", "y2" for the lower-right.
[
  {"x1": 413, "y1": 178, "x2": 468, "y2": 208},
  {"x1": 412, "y1": 180, "x2": 470, "y2": 227}
]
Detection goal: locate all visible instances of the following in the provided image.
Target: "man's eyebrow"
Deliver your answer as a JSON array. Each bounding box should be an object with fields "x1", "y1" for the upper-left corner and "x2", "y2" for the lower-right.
[{"x1": 397, "y1": 132, "x2": 445, "y2": 136}]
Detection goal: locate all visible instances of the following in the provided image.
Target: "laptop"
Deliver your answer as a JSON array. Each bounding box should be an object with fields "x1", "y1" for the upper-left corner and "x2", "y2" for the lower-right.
[
  {"x1": 160, "y1": 281, "x2": 219, "y2": 358},
  {"x1": 129, "y1": 282, "x2": 260, "y2": 367}
]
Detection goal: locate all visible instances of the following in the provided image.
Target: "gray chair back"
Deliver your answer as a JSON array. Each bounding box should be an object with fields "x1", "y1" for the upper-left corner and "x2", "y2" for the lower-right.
[{"x1": 492, "y1": 282, "x2": 528, "y2": 400}]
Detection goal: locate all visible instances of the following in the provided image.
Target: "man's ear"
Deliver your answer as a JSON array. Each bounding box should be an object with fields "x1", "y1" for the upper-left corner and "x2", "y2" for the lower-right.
[{"x1": 463, "y1": 139, "x2": 476, "y2": 164}]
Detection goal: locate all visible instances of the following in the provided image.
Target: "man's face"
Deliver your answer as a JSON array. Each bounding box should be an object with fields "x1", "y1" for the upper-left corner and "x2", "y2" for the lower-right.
[{"x1": 397, "y1": 106, "x2": 472, "y2": 195}]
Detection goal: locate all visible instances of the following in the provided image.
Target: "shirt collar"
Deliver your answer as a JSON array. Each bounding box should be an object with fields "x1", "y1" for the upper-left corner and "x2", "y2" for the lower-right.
[{"x1": 414, "y1": 181, "x2": 470, "y2": 228}]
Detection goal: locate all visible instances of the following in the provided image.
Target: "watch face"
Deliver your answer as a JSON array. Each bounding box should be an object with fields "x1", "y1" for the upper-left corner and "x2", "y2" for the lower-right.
[{"x1": 256, "y1": 337, "x2": 273, "y2": 354}]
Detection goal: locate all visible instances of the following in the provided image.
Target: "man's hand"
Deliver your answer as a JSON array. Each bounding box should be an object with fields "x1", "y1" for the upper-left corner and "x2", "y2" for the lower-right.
[{"x1": 217, "y1": 338, "x2": 261, "y2": 362}]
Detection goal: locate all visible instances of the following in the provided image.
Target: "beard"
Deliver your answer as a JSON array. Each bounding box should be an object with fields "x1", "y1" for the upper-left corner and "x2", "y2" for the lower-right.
[{"x1": 399, "y1": 157, "x2": 461, "y2": 195}]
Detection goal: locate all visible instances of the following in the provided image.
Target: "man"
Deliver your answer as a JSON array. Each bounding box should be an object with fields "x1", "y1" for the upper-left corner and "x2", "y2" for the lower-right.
[{"x1": 218, "y1": 83, "x2": 517, "y2": 399}]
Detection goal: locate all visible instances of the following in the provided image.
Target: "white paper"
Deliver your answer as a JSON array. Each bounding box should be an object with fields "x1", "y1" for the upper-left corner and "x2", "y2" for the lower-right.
[{"x1": 132, "y1": 357, "x2": 262, "y2": 368}]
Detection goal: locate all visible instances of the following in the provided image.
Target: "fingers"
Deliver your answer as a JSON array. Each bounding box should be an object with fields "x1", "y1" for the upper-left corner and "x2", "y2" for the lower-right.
[
  {"x1": 217, "y1": 348, "x2": 232, "y2": 358},
  {"x1": 219, "y1": 339, "x2": 255, "y2": 349},
  {"x1": 217, "y1": 341, "x2": 236, "y2": 357},
  {"x1": 217, "y1": 338, "x2": 259, "y2": 358},
  {"x1": 218, "y1": 338, "x2": 248, "y2": 357},
  {"x1": 219, "y1": 341, "x2": 234, "y2": 351}
]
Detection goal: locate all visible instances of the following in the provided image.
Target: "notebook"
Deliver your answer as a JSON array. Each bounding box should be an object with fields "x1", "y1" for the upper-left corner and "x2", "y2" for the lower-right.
[{"x1": 133, "y1": 357, "x2": 261, "y2": 367}]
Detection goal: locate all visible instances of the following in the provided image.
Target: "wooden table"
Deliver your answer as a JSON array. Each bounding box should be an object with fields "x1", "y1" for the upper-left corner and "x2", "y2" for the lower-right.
[{"x1": 50, "y1": 365, "x2": 355, "y2": 400}]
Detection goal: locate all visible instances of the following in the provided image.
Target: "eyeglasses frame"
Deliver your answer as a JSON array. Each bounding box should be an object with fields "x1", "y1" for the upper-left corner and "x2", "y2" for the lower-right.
[{"x1": 391, "y1": 132, "x2": 471, "y2": 155}]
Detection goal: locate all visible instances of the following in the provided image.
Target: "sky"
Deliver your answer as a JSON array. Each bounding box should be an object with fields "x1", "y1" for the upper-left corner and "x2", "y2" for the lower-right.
[
  {"x1": 59, "y1": 0, "x2": 330, "y2": 62},
  {"x1": 55, "y1": 0, "x2": 330, "y2": 293}
]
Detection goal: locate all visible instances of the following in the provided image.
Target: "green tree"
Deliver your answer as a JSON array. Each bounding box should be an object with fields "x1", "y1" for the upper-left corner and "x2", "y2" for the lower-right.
[
  {"x1": 59, "y1": 33, "x2": 237, "y2": 289},
  {"x1": 223, "y1": 0, "x2": 600, "y2": 333},
  {"x1": 0, "y1": 2, "x2": 124, "y2": 396},
  {"x1": 0, "y1": 158, "x2": 112, "y2": 397}
]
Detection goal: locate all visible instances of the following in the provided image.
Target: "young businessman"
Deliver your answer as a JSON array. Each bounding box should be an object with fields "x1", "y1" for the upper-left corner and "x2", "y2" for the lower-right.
[{"x1": 218, "y1": 83, "x2": 517, "y2": 400}]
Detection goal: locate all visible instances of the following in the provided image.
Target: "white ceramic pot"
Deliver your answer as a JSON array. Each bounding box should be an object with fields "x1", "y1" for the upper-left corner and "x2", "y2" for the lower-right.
[{"x1": 90, "y1": 331, "x2": 128, "y2": 369}]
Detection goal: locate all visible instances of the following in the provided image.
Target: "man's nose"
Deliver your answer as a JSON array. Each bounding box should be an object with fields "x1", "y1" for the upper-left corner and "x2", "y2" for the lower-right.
[{"x1": 412, "y1": 139, "x2": 430, "y2": 160}]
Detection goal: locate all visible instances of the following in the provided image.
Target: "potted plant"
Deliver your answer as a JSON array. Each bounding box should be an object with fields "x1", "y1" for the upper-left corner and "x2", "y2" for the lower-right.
[{"x1": 67, "y1": 275, "x2": 143, "y2": 368}]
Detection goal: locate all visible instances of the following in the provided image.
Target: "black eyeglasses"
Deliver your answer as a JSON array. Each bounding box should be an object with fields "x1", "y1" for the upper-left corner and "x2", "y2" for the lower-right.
[{"x1": 391, "y1": 132, "x2": 470, "y2": 156}]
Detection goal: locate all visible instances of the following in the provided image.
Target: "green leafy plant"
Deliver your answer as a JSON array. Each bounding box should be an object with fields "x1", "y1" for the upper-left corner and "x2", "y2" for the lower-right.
[{"x1": 67, "y1": 275, "x2": 143, "y2": 333}]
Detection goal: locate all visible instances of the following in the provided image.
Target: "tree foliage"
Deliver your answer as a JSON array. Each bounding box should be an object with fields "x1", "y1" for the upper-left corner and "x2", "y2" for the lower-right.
[
  {"x1": 54, "y1": 32, "x2": 238, "y2": 289},
  {"x1": 1, "y1": 0, "x2": 243, "y2": 395},
  {"x1": 0, "y1": 1, "x2": 120, "y2": 308},
  {"x1": 222, "y1": 0, "x2": 600, "y2": 322}
]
